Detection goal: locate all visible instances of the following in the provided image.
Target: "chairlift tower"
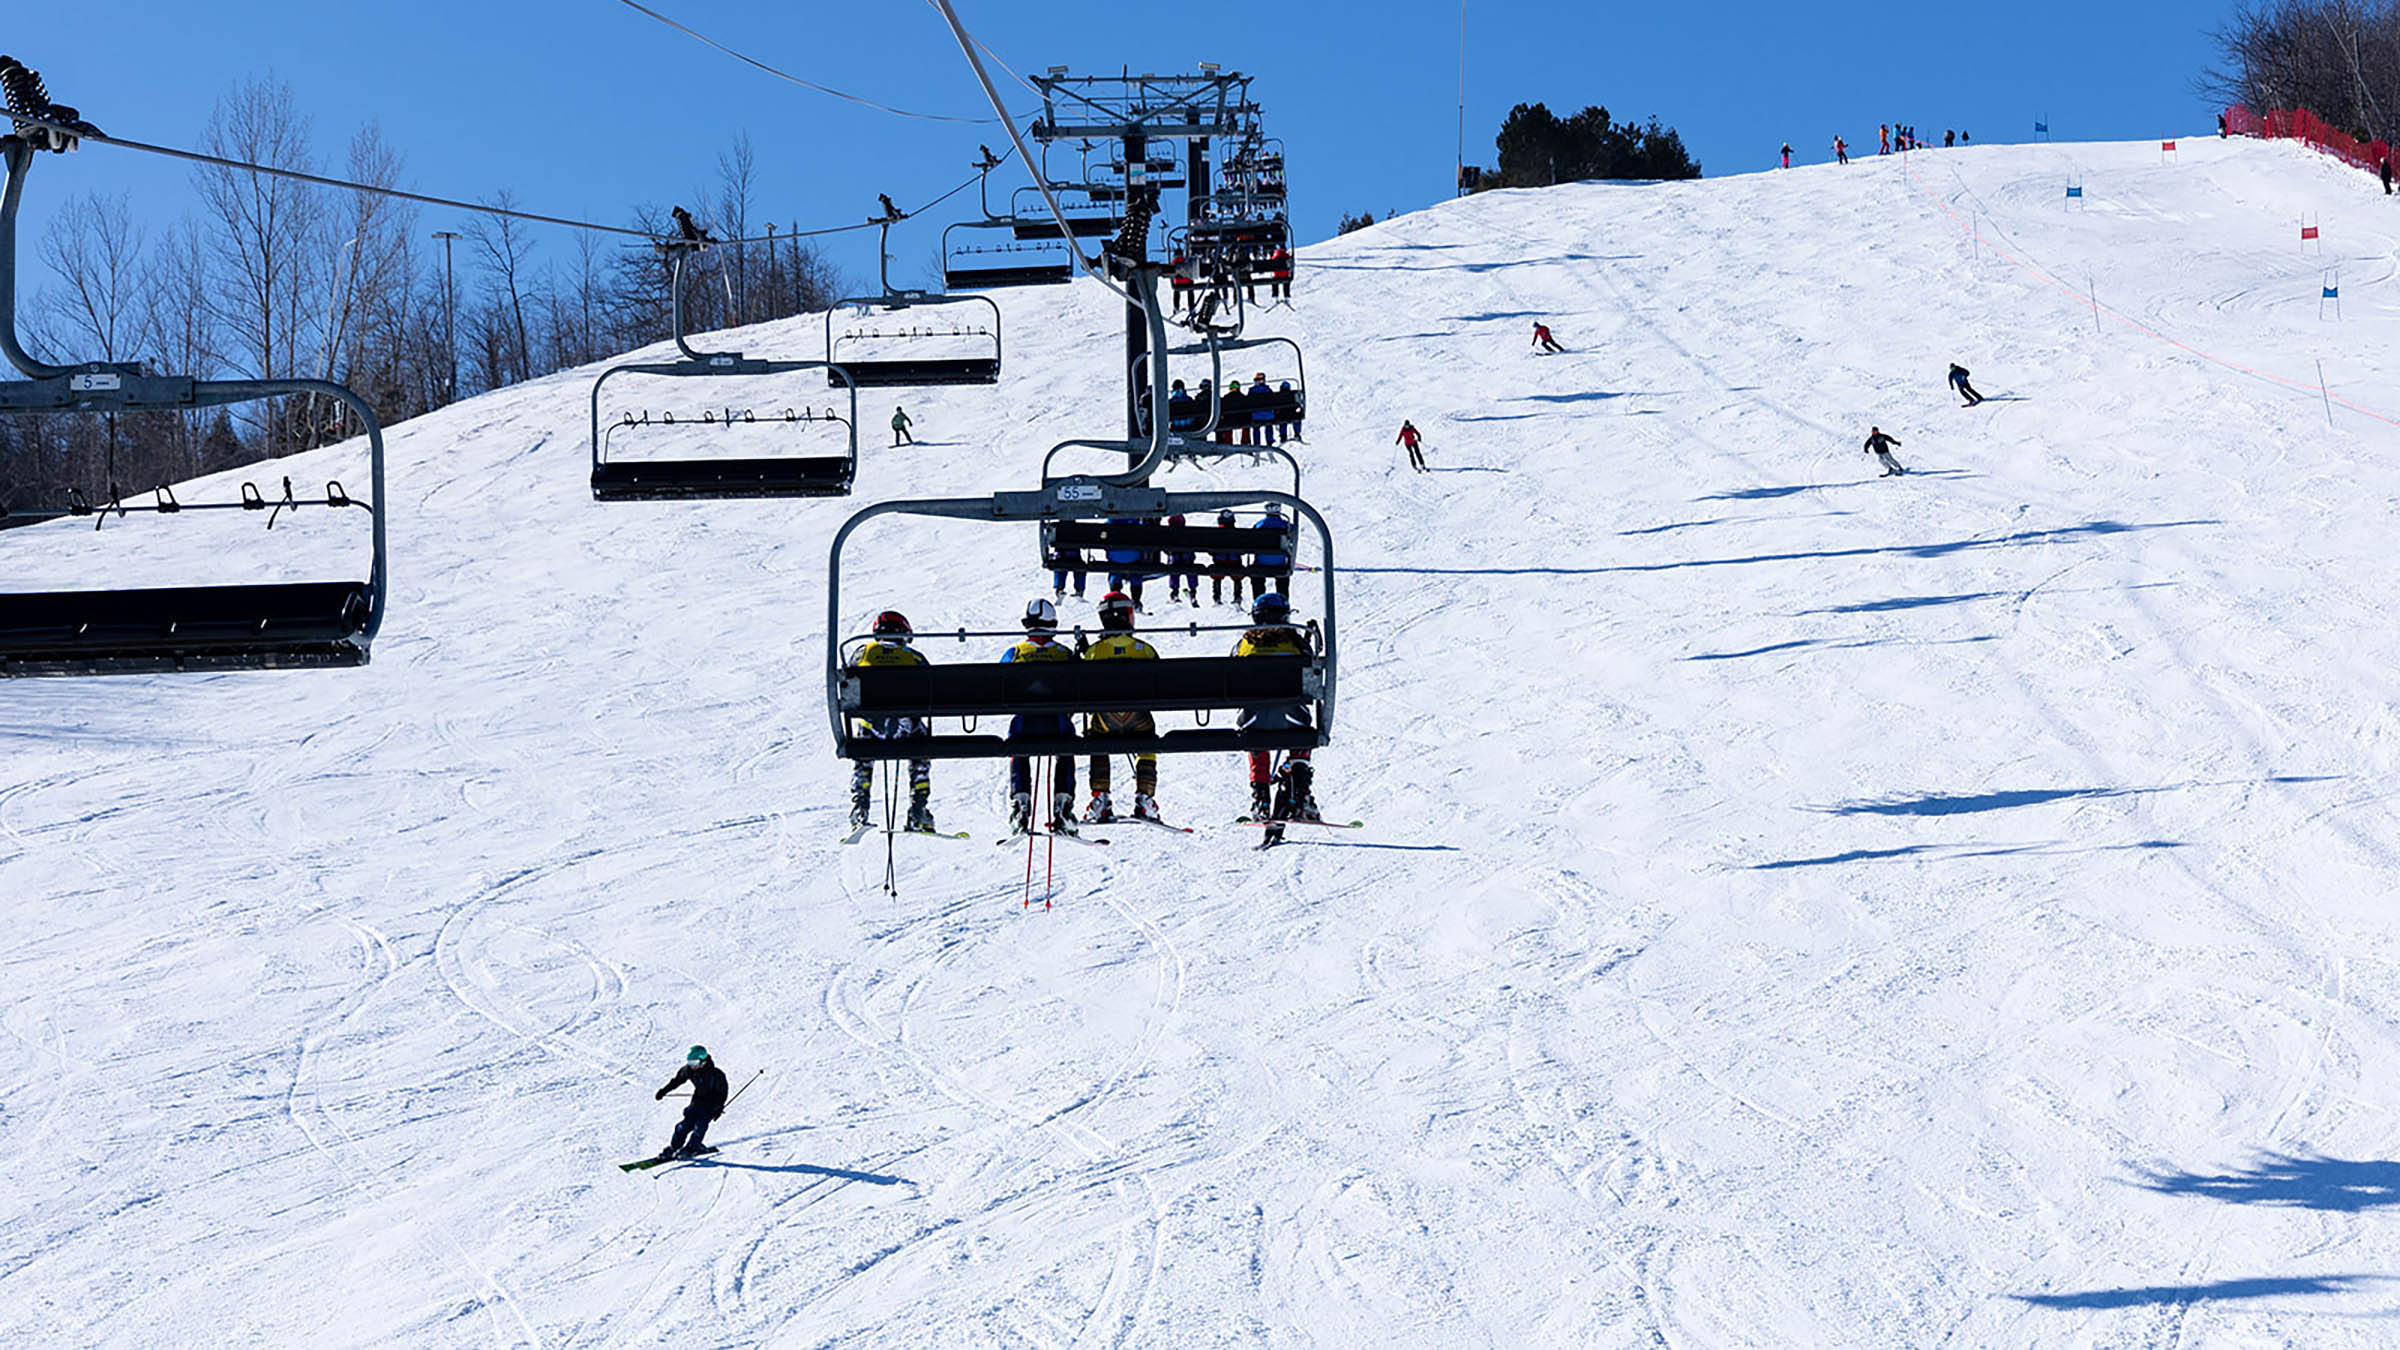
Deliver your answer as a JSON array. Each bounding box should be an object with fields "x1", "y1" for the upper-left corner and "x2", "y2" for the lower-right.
[{"x1": 1030, "y1": 70, "x2": 1264, "y2": 460}]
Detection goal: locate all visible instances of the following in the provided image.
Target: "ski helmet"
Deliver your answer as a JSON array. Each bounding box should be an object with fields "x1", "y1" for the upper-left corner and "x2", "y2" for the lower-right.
[
  {"x1": 1168, "y1": 513, "x2": 1186, "y2": 527},
  {"x1": 872, "y1": 610, "x2": 912, "y2": 638},
  {"x1": 1022, "y1": 597, "x2": 1058, "y2": 630},
  {"x1": 1252, "y1": 591, "x2": 1291, "y2": 620},
  {"x1": 1099, "y1": 590, "x2": 1136, "y2": 629},
  {"x1": 1263, "y1": 501, "x2": 1284, "y2": 517},
  {"x1": 1217, "y1": 509, "x2": 1236, "y2": 526},
  {"x1": 686, "y1": 1045, "x2": 709, "y2": 1064}
]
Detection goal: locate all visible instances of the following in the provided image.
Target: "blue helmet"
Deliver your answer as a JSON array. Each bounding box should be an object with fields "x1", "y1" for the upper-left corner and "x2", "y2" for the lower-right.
[{"x1": 1251, "y1": 591, "x2": 1290, "y2": 620}]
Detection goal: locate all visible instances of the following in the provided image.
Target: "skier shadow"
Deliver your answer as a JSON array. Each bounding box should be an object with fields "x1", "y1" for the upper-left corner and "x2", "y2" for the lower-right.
[
  {"x1": 1419, "y1": 466, "x2": 1508, "y2": 474},
  {"x1": 2132, "y1": 1152, "x2": 2400, "y2": 1212},
  {"x1": 1509, "y1": 391, "x2": 1638, "y2": 404},
  {"x1": 691, "y1": 1159, "x2": 912, "y2": 1186},
  {"x1": 2014, "y1": 1275, "x2": 2379, "y2": 1310},
  {"x1": 1822, "y1": 785, "x2": 2146, "y2": 816},
  {"x1": 1279, "y1": 840, "x2": 1459, "y2": 853},
  {"x1": 1698, "y1": 485, "x2": 1814, "y2": 501}
]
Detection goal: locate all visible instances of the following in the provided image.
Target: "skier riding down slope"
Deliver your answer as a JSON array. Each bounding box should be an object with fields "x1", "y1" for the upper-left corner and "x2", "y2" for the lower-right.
[
  {"x1": 1864, "y1": 426, "x2": 1906, "y2": 477},
  {"x1": 1396, "y1": 419, "x2": 1427, "y2": 472},
  {"x1": 890, "y1": 406, "x2": 913, "y2": 446},
  {"x1": 1532, "y1": 321, "x2": 1564, "y2": 354},
  {"x1": 1947, "y1": 363, "x2": 1984, "y2": 407},
  {"x1": 1004, "y1": 598, "x2": 1079, "y2": 835},
  {"x1": 652, "y1": 1045, "x2": 727, "y2": 1161},
  {"x1": 1235, "y1": 591, "x2": 1320, "y2": 823},
  {"x1": 1080, "y1": 591, "x2": 1163, "y2": 824},
  {"x1": 847, "y1": 610, "x2": 935, "y2": 834}
]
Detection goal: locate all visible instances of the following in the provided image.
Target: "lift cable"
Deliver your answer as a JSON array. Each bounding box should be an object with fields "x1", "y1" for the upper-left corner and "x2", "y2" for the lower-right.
[
  {"x1": 615, "y1": 0, "x2": 1018, "y2": 125},
  {"x1": 2, "y1": 105, "x2": 1012, "y2": 247}
]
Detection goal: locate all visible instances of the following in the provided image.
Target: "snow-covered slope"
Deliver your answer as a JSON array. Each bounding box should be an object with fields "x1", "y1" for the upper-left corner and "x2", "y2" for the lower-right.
[{"x1": 9, "y1": 135, "x2": 2400, "y2": 1346}]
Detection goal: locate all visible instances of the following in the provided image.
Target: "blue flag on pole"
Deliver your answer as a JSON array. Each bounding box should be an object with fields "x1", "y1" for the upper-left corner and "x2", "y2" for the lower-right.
[
  {"x1": 2035, "y1": 120, "x2": 2049, "y2": 134},
  {"x1": 2324, "y1": 284, "x2": 2340, "y2": 299},
  {"x1": 2065, "y1": 185, "x2": 2083, "y2": 199}
]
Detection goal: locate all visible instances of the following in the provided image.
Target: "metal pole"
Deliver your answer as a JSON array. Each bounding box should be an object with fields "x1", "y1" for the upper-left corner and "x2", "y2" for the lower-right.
[
  {"x1": 2319, "y1": 359, "x2": 2334, "y2": 427},
  {"x1": 432, "y1": 230, "x2": 459, "y2": 403},
  {"x1": 1124, "y1": 130, "x2": 1148, "y2": 468},
  {"x1": 1457, "y1": 0, "x2": 1467, "y2": 195}
]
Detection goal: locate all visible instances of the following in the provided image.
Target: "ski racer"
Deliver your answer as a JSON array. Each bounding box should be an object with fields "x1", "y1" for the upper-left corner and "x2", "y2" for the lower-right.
[
  {"x1": 847, "y1": 611, "x2": 936, "y2": 834},
  {"x1": 1005, "y1": 598, "x2": 1079, "y2": 834},
  {"x1": 652, "y1": 1045, "x2": 728, "y2": 1162},
  {"x1": 1079, "y1": 591, "x2": 1163, "y2": 823},
  {"x1": 1234, "y1": 591, "x2": 1320, "y2": 823},
  {"x1": 1864, "y1": 426, "x2": 1906, "y2": 476}
]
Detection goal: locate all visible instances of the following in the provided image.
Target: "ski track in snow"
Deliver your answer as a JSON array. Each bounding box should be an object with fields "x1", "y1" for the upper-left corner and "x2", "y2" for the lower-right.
[{"x1": 13, "y1": 136, "x2": 2400, "y2": 1343}]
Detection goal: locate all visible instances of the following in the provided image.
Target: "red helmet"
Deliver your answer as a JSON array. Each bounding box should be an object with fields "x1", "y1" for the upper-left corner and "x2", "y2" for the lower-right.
[
  {"x1": 872, "y1": 610, "x2": 912, "y2": 637},
  {"x1": 1098, "y1": 591, "x2": 1136, "y2": 629}
]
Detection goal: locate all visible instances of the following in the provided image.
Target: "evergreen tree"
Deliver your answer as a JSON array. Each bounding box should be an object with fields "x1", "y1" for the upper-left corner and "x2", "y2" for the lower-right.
[{"x1": 1491, "y1": 102, "x2": 1701, "y2": 188}]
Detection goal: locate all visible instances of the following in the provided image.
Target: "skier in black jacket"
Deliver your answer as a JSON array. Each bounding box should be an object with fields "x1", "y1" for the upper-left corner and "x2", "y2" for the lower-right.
[
  {"x1": 1947, "y1": 363, "x2": 1984, "y2": 406},
  {"x1": 652, "y1": 1045, "x2": 728, "y2": 1161},
  {"x1": 1864, "y1": 426, "x2": 1906, "y2": 477}
]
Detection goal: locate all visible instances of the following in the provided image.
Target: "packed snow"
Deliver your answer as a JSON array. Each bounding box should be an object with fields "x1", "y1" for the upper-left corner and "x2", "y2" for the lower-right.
[{"x1": 9, "y1": 134, "x2": 2400, "y2": 1345}]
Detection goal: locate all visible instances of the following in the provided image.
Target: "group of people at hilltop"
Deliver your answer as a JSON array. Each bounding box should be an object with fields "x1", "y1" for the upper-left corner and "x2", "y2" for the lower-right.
[{"x1": 1814, "y1": 125, "x2": 1971, "y2": 166}]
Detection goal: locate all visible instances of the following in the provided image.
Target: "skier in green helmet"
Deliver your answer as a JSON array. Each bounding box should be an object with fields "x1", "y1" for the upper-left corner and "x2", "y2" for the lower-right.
[{"x1": 651, "y1": 1045, "x2": 728, "y2": 1161}]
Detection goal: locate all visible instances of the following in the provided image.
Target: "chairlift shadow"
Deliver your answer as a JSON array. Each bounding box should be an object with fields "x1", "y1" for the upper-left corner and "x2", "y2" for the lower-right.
[
  {"x1": 2014, "y1": 1276, "x2": 2378, "y2": 1310},
  {"x1": 2133, "y1": 1152, "x2": 2400, "y2": 1212}
]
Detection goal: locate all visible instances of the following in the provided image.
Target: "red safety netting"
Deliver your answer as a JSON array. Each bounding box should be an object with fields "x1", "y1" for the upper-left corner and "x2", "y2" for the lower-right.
[{"x1": 2225, "y1": 105, "x2": 2391, "y2": 176}]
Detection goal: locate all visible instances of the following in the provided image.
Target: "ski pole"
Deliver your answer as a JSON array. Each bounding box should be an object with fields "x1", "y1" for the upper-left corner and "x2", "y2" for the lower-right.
[{"x1": 723, "y1": 1069, "x2": 764, "y2": 1114}]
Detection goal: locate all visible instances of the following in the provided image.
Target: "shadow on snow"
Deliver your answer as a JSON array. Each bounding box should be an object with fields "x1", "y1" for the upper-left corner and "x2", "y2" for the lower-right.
[{"x1": 2015, "y1": 1275, "x2": 2377, "y2": 1309}]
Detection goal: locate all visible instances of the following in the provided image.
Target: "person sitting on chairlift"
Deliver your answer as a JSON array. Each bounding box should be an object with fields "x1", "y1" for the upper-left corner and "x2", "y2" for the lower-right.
[{"x1": 1004, "y1": 598, "x2": 1079, "y2": 835}]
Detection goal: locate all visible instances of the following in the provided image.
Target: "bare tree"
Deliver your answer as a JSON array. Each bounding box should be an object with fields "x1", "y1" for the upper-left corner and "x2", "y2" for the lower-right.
[
  {"x1": 195, "y1": 74, "x2": 325, "y2": 455},
  {"x1": 466, "y1": 189, "x2": 538, "y2": 389},
  {"x1": 2209, "y1": 1, "x2": 2400, "y2": 144},
  {"x1": 716, "y1": 132, "x2": 759, "y2": 325},
  {"x1": 35, "y1": 190, "x2": 151, "y2": 362}
]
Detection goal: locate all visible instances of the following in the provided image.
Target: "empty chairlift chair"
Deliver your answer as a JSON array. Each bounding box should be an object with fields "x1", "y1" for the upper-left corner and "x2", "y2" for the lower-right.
[
  {"x1": 823, "y1": 290, "x2": 1004, "y2": 388},
  {"x1": 827, "y1": 483, "x2": 1336, "y2": 763},
  {"x1": 0, "y1": 91, "x2": 388, "y2": 676},
  {"x1": 590, "y1": 243, "x2": 859, "y2": 500}
]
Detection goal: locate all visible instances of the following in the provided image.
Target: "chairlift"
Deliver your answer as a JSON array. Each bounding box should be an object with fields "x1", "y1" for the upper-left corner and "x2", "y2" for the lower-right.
[
  {"x1": 0, "y1": 112, "x2": 388, "y2": 676},
  {"x1": 590, "y1": 245, "x2": 859, "y2": 499},
  {"x1": 827, "y1": 481, "x2": 1335, "y2": 762},
  {"x1": 940, "y1": 218, "x2": 1076, "y2": 289},
  {"x1": 1132, "y1": 335, "x2": 1307, "y2": 446},
  {"x1": 1008, "y1": 184, "x2": 1121, "y2": 240},
  {"x1": 819, "y1": 211, "x2": 1007, "y2": 387}
]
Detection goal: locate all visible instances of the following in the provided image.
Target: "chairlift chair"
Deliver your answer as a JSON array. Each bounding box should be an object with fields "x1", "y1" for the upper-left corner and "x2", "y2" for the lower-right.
[
  {"x1": 590, "y1": 246, "x2": 859, "y2": 499},
  {"x1": 828, "y1": 481, "x2": 1335, "y2": 762},
  {"x1": 940, "y1": 218, "x2": 1076, "y2": 290},
  {"x1": 0, "y1": 112, "x2": 388, "y2": 676},
  {"x1": 1009, "y1": 184, "x2": 1121, "y2": 240},
  {"x1": 823, "y1": 289, "x2": 1004, "y2": 387},
  {"x1": 1132, "y1": 335, "x2": 1307, "y2": 446}
]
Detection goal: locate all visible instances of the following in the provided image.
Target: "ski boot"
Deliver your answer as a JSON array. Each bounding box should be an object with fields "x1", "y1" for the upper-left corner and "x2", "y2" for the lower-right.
[
  {"x1": 1008, "y1": 791, "x2": 1034, "y2": 837},
  {"x1": 1249, "y1": 788, "x2": 1273, "y2": 822},
  {"x1": 1049, "y1": 793, "x2": 1079, "y2": 834},
  {"x1": 849, "y1": 787, "x2": 871, "y2": 832},
  {"x1": 905, "y1": 797, "x2": 937, "y2": 834},
  {"x1": 1084, "y1": 791, "x2": 1116, "y2": 824},
  {"x1": 1133, "y1": 793, "x2": 1162, "y2": 823}
]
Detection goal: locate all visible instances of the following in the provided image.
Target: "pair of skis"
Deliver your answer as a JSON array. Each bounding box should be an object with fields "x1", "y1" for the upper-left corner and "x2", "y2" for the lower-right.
[
  {"x1": 620, "y1": 1145, "x2": 716, "y2": 1172},
  {"x1": 842, "y1": 822, "x2": 970, "y2": 846},
  {"x1": 1237, "y1": 815, "x2": 1365, "y2": 850}
]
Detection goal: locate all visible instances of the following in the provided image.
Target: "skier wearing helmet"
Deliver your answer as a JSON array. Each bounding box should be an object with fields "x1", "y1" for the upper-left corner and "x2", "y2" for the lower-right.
[
  {"x1": 846, "y1": 610, "x2": 936, "y2": 834},
  {"x1": 1164, "y1": 514, "x2": 1200, "y2": 606},
  {"x1": 1004, "y1": 598, "x2": 1080, "y2": 835},
  {"x1": 1080, "y1": 591, "x2": 1164, "y2": 823},
  {"x1": 1250, "y1": 502, "x2": 1293, "y2": 590},
  {"x1": 1209, "y1": 508, "x2": 1248, "y2": 606},
  {"x1": 651, "y1": 1045, "x2": 728, "y2": 1161},
  {"x1": 1234, "y1": 590, "x2": 1320, "y2": 824}
]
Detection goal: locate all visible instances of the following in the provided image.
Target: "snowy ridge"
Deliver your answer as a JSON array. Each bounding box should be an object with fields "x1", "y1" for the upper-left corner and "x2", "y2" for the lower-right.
[{"x1": 8, "y1": 135, "x2": 2400, "y2": 1344}]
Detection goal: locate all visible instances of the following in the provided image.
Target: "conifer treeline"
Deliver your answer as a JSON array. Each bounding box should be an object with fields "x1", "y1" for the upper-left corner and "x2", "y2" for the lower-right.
[
  {"x1": 1479, "y1": 103, "x2": 1701, "y2": 189},
  {"x1": 1, "y1": 75, "x2": 839, "y2": 519}
]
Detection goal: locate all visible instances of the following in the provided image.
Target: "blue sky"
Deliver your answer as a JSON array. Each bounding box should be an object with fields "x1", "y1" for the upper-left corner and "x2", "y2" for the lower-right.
[{"x1": 5, "y1": 0, "x2": 2232, "y2": 301}]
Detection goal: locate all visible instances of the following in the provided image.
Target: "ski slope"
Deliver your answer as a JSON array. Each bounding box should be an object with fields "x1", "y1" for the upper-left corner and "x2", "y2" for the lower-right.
[{"x1": 10, "y1": 134, "x2": 2400, "y2": 1345}]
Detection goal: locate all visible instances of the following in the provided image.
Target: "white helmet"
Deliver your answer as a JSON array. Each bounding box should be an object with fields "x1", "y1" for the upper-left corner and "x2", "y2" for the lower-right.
[{"x1": 1022, "y1": 598, "x2": 1058, "y2": 629}]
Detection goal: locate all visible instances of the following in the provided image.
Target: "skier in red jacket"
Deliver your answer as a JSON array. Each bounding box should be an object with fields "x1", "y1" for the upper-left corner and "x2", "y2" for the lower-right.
[
  {"x1": 1395, "y1": 420, "x2": 1426, "y2": 472},
  {"x1": 1531, "y1": 322, "x2": 1563, "y2": 354}
]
